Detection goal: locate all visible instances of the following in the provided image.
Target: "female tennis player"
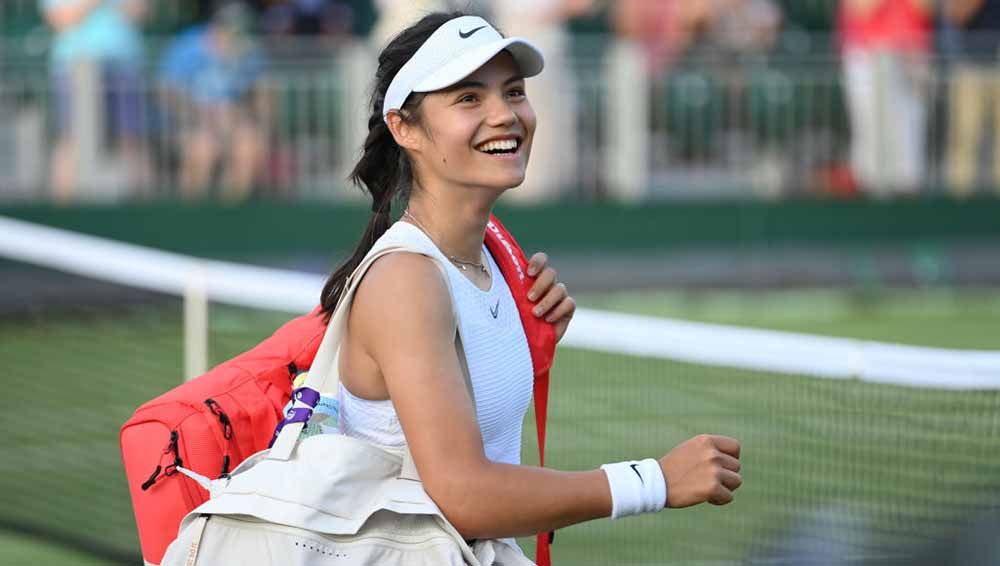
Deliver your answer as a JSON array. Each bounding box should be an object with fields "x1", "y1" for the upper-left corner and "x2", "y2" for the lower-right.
[
  {"x1": 322, "y1": 9, "x2": 744, "y2": 555},
  {"x1": 158, "y1": 13, "x2": 742, "y2": 565}
]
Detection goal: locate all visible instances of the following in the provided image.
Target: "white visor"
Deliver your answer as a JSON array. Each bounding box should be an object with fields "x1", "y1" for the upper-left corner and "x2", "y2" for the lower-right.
[{"x1": 382, "y1": 15, "x2": 545, "y2": 122}]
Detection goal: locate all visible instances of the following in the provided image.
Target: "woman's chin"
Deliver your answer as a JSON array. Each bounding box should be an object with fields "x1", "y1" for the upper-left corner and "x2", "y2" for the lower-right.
[
  {"x1": 496, "y1": 177, "x2": 526, "y2": 191},
  {"x1": 455, "y1": 166, "x2": 527, "y2": 192},
  {"x1": 496, "y1": 168, "x2": 528, "y2": 189},
  {"x1": 469, "y1": 173, "x2": 526, "y2": 192}
]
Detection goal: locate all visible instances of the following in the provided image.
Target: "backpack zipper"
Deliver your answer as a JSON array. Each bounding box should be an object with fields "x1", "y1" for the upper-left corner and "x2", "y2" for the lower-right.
[{"x1": 204, "y1": 399, "x2": 233, "y2": 477}]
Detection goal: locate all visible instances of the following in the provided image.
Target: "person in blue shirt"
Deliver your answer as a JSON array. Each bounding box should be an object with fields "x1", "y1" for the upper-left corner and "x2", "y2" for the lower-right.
[
  {"x1": 159, "y1": 2, "x2": 271, "y2": 201},
  {"x1": 41, "y1": 0, "x2": 148, "y2": 201}
]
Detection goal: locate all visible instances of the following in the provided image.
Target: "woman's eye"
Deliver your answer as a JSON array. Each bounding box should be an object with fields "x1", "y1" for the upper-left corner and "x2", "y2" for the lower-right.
[
  {"x1": 459, "y1": 94, "x2": 478, "y2": 103},
  {"x1": 507, "y1": 88, "x2": 526, "y2": 99}
]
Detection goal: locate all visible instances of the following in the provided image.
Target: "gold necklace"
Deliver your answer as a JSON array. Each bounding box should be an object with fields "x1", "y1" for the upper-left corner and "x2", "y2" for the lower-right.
[{"x1": 402, "y1": 210, "x2": 489, "y2": 276}]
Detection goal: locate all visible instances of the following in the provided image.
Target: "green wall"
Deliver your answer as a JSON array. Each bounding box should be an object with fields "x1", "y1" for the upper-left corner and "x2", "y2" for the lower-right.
[{"x1": 2, "y1": 197, "x2": 998, "y2": 255}]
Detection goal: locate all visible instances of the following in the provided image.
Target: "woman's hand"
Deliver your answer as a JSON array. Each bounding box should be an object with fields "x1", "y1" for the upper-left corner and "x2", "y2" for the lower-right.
[
  {"x1": 659, "y1": 434, "x2": 743, "y2": 508},
  {"x1": 527, "y1": 252, "x2": 576, "y2": 342}
]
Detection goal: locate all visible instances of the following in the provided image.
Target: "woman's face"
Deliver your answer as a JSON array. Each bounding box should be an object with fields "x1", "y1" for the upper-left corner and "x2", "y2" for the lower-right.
[{"x1": 407, "y1": 52, "x2": 536, "y2": 193}]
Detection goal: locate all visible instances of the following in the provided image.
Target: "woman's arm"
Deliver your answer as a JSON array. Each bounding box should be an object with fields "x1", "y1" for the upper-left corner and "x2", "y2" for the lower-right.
[
  {"x1": 121, "y1": 0, "x2": 148, "y2": 23},
  {"x1": 944, "y1": 0, "x2": 985, "y2": 26},
  {"x1": 351, "y1": 253, "x2": 741, "y2": 540},
  {"x1": 352, "y1": 253, "x2": 610, "y2": 538},
  {"x1": 842, "y1": 0, "x2": 883, "y2": 18}
]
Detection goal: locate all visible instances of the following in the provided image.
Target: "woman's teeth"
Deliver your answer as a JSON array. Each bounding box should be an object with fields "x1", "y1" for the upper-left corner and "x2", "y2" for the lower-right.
[{"x1": 477, "y1": 139, "x2": 519, "y2": 154}]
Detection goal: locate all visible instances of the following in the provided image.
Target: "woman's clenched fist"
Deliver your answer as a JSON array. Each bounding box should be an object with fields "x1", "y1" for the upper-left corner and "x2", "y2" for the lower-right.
[{"x1": 659, "y1": 434, "x2": 743, "y2": 508}]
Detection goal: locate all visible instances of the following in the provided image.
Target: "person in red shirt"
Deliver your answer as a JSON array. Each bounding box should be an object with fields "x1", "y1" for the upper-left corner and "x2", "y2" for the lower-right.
[{"x1": 838, "y1": 0, "x2": 933, "y2": 195}]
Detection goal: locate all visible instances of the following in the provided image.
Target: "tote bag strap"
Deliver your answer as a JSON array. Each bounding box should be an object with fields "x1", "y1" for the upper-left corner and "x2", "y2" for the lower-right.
[{"x1": 270, "y1": 240, "x2": 461, "y2": 461}]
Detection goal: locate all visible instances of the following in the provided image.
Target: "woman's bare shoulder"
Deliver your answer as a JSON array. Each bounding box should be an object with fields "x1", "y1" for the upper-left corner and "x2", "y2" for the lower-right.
[{"x1": 350, "y1": 251, "x2": 455, "y2": 351}]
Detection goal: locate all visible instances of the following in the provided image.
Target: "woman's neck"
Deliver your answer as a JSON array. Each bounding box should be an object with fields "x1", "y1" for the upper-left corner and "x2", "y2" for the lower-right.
[{"x1": 403, "y1": 186, "x2": 496, "y2": 263}]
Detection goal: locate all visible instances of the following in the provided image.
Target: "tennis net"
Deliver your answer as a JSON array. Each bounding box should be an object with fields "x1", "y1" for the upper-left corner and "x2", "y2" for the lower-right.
[{"x1": 1, "y1": 215, "x2": 999, "y2": 565}]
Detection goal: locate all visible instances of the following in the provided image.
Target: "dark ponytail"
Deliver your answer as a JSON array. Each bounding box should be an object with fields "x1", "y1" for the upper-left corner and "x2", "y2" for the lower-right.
[{"x1": 320, "y1": 11, "x2": 469, "y2": 320}]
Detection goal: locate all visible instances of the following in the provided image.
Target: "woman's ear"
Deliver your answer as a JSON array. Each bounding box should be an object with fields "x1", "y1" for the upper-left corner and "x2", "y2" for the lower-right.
[{"x1": 386, "y1": 110, "x2": 422, "y2": 153}]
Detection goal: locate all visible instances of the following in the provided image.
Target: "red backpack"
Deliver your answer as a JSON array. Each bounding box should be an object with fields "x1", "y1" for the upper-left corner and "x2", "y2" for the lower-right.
[{"x1": 120, "y1": 215, "x2": 557, "y2": 566}]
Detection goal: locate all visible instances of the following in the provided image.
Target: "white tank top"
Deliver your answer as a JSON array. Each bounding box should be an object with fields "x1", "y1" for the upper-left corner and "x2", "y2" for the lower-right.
[{"x1": 338, "y1": 222, "x2": 535, "y2": 466}]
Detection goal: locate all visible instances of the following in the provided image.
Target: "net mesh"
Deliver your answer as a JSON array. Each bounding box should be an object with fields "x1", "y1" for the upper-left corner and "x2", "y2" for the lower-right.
[
  {"x1": 533, "y1": 349, "x2": 1000, "y2": 564},
  {"x1": 1, "y1": 222, "x2": 999, "y2": 565}
]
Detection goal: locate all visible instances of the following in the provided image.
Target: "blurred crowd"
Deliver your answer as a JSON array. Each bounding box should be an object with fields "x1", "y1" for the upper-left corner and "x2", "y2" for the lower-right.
[
  {"x1": 6, "y1": 0, "x2": 1000, "y2": 203},
  {"x1": 837, "y1": 0, "x2": 1000, "y2": 197}
]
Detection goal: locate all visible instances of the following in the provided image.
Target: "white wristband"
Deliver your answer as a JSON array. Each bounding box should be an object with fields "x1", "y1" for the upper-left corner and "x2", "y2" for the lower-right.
[{"x1": 600, "y1": 459, "x2": 667, "y2": 519}]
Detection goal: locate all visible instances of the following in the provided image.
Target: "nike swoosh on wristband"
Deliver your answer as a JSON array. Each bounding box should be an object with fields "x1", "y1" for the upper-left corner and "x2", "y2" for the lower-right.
[
  {"x1": 629, "y1": 463, "x2": 644, "y2": 484},
  {"x1": 459, "y1": 26, "x2": 487, "y2": 39}
]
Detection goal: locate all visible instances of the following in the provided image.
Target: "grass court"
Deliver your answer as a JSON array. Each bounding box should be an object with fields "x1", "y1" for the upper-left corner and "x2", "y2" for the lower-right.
[{"x1": 2, "y1": 288, "x2": 998, "y2": 564}]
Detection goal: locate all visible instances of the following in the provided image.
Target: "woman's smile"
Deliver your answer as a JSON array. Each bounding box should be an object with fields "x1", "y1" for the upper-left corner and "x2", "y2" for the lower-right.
[{"x1": 474, "y1": 135, "x2": 524, "y2": 161}]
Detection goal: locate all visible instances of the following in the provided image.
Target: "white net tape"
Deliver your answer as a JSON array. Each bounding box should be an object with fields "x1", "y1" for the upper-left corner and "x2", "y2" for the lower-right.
[{"x1": 3, "y1": 214, "x2": 999, "y2": 390}]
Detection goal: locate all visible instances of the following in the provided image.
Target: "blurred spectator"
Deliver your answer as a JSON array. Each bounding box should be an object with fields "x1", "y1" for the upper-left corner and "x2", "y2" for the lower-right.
[
  {"x1": 259, "y1": 0, "x2": 355, "y2": 37},
  {"x1": 41, "y1": 0, "x2": 149, "y2": 202},
  {"x1": 611, "y1": 0, "x2": 700, "y2": 77},
  {"x1": 708, "y1": 0, "x2": 782, "y2": 58},
  {"x1": 838, "y1": 0, "x2": 933, "y2": 195},
  {"x1": 159, "y1": 2, "x2": 272, "y2": 202},
  {"x1": 611, "y1": 0, "x2": 780, "y2": 76},
  {"x1": 944, "y1": 0, "x2": 1000, "y2": 196},
  {"x1": 370, "y1": 0, "x2": 491, "y2": 45},
  {"x1": 371, "y1": 0, "x2": 452, "y2": 47},
  {"x1": 492, "y1": 0, "x2": 594, "y2": 202}
]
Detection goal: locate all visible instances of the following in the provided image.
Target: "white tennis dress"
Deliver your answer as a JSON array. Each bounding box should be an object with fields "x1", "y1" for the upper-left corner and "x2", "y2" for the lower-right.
[{"x1": 338, "y1": 221, "x2": 535, "y2": 467}]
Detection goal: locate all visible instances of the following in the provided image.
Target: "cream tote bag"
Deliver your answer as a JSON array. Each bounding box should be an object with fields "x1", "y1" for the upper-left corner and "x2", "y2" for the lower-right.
[{"x1": 161, "y1": 226, "x2": 535, "y2": 566}]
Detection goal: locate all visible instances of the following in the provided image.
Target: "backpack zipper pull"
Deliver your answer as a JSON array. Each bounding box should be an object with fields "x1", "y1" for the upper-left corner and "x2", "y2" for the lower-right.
[
  {"x1": 205, "y1": 399, "x2": 233, "y2": 439},
  {"x1": 141, "y1": 430, "x2": 181, "y2": 490},
  {"x1": 163, "y1": 430, "x2": 183, "y2": 476},
  {"x1": 140, "y1": 466, "x2": 162, "y2": 491}
]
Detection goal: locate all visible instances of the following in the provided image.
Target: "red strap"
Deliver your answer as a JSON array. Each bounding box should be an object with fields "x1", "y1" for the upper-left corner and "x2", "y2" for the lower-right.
[
  {"x1": 483, "y1": 215, "x2": 557, "y2": 566},
  {"x1": 533, "y1": 370, "x2": 552, "y2": 565}
]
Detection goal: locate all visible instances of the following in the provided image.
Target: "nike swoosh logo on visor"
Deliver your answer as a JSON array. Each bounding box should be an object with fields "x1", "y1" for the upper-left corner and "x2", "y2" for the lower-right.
[{"x1": 459, "y1": 26, "x2": 487, "y2": 39}]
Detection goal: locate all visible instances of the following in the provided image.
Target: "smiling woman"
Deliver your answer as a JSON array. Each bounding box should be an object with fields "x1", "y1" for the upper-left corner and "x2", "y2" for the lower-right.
[{"x1": 159, "y1": 11, "x2": 740, "y2": 566}]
